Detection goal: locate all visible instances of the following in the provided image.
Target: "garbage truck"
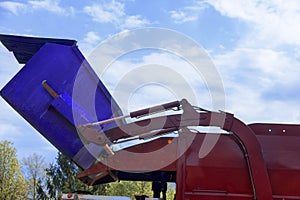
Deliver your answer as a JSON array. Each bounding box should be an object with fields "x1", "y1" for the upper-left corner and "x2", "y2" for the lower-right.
[{"x1": 1, "y1": 34, "x2": 300, "y2": 200}]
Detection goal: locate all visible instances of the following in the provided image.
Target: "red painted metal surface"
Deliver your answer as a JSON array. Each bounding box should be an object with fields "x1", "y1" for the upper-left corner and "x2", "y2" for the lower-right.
[
  {"x1": 176, "y1": 130, "x2": 300, "y2": 199},
  {"x1": 78, "y1": 99, "x2": 300, "y2": 199},
  {"x1": 3, "y1": 34, "x2": 300, "y2": 199}
]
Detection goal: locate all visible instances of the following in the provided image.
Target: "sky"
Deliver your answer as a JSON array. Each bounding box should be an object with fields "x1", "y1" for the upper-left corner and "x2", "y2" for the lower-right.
[{"x1": 1, "y1": 0, "x2": 300, "y2": 163}]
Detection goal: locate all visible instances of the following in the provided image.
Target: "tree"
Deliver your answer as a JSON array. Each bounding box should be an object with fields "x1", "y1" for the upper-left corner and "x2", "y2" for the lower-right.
[
  {"x1": 166, "y1": 183, "x2": 175, "y2": 200},
  {"x1": 45, "y1": 162, "x2": 63, "y2": 199},
  {"x1": 44, "y1": 152, "x2": 89, "y2": 199},
  {"x1": 105, "y1": 181, "x2": 152, "y2": 199},
  {"x1": 43, "y1": 152, "x2": 160, "y2": 199},
  {"x1": 0, "y1": 140, "x2": 28, "y2": 199},
  {"x1": 36, "y1": 178, "x2": 49, "y2": 200},
  {"x1": 22, "y1": 153, "x2": 47, "y2": 200}
]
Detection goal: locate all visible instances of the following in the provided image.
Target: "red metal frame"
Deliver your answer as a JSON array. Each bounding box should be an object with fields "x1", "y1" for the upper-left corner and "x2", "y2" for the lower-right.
[
  {"x1": 77, "y1": 99, "x2": 300, "y2": 199},
  {"x1": 3, "y1": 34, "x2": 300, "y2": 199}
]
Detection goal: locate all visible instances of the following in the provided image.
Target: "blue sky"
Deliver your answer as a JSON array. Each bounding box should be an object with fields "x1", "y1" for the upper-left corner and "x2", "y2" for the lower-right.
[{"x1": 1, "y1": 0, "x2": 300, "y2": 163}]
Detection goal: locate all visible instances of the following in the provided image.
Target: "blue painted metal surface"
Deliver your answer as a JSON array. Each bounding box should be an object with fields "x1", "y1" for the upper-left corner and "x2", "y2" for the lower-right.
[
  {"x1": 0, "y1": 34, "x2": 76, "y2": 64},
  {"x1": 0, "y1": 35, "x2": 123, "y2": 169}
]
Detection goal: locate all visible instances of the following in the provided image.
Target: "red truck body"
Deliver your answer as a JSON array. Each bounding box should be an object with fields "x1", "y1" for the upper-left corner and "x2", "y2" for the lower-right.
[{"x1": 1, "y1": 34, "x2": 300, "y2": 200}]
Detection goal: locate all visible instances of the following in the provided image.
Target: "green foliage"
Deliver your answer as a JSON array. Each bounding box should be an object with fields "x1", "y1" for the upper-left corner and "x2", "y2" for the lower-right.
[
  {"x1": 42, "y1": 152, "x2": 154, "y2": 199},
  {"x1": 44, "y1": 152, "x2": 89, "y2": 199},
  {"x1": 0, "y1": 140, "x2": 28, "y2": 200},
  {"x1": 89, "y1": 184, "x2": 106, "y2": 196},
  {"x1": 105, "y1": 181, "x2": 175, "y2": 199},
  {"x1": 36, "y1": 178, "x2": 49, "y2": 200},
  {"x1": 0, "y1": 141, "x2": 176, "y2": 200},
  {"x1": 166, "y1": 184, "x2": 176, "y2": 200},
  {"x1": 41, "y1": 151, "x2": 176, "y2": 200},
  {"x1": 105, "y1": 181, "x2": 152, "y2": 199},
  {"x1": 22, "y1": 153, "x2": 47, "y2": 200}
]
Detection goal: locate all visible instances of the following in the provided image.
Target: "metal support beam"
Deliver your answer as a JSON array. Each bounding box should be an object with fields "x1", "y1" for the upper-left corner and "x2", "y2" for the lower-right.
[{"x1": 80, "y1": 99, "x2": 272, "y2": 199}]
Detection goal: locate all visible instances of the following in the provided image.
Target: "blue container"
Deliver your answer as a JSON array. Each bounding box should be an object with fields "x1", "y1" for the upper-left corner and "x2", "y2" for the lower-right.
[{"x1": 0, "y1": 35, "x2": 123, "y2": 169}]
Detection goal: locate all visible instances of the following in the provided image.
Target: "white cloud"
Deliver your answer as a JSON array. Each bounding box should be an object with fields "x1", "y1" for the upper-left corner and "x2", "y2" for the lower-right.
[
  {"x1": 0, "y1": 0, "x2": 74, "y2": 16},
  {"x1": 212, "y1": 47, "x2": 300, "y2": 123},
  {"x1": 84, "y1": 1, "x2": 150, "y2": 29},
  {"x1": 169, "y1": 10, "x2": 198, "y2": 23},
  {"x1": 193, "y1": 0, "x2": 300, "y2": 123},
  {"x1": 169, "y1": 1, "x2": 208, "y2": 23},
  {"x1": 121, "y1": 15, "x2": 149, "y2": 29},
  {"x1": 0, "y1": 44, "x2": 21, "y2": 86},
  {"x1": 29, "y1": 0, "x2": 65, "y2": 15},
  {"x1": 83, "y1": 31, "x2": 101, "y2": 44},
  {"x1": 0, "y1": 1, "x2": 26, "y2": 15},
  {"x1": 215, "y1": 48, "x2": 295, "y2": 81},
  {"x1": 78, "y1": 31, "x2": 102, "y2": 56},
  {"x1": 84, "y1": 1, "x2": 124, "y2": 24},
  {"x1": 89, "y1": 51, "x2": 216, "y2": 113},
  {"x1": 206, "y1": 0, "x2": 300, "y2": 47}
]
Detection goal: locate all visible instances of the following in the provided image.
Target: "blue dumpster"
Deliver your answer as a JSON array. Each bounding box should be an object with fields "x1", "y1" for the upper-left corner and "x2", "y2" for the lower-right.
[{"x1": 0, "y1": 34, "x2": 123, "y2": 169}]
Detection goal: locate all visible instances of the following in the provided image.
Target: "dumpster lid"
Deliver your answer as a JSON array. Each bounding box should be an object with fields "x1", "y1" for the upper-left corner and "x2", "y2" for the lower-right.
[{"x1": 0, "y1": 34, "x2": 76, "y2": 64}]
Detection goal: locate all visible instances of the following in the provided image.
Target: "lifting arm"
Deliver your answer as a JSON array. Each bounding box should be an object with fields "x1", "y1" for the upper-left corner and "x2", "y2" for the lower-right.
[{"x1": 79, "y1": 99, "x2": 273, "y2": 200}]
